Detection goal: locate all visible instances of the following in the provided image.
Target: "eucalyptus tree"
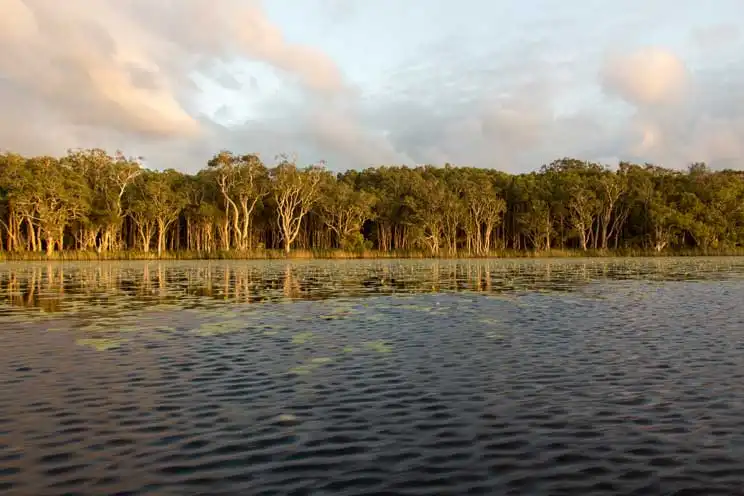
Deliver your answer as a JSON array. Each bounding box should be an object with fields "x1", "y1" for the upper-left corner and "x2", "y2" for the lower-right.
[
  {"x1": 0, "y1": 153, "x2": 30, "y2": 251},
  {"x1": 596, "y1": 169, "x2": 628, "y2": 249},
  {"x1": 128, "y1": 170, "x2": 187, "y2": 255},
  {"x1": 514, "y1": 173, "x2": 554, "y2": 251},
  {"x1": 2, "y1": 146, "x2": 744, "y2": 256},
  {"x1": 551, "y1": 162, "x2": 601, "y2": 251},
  {"x1": 26, "y1": 156, "x2": 89, "y2": 254},
  {"x1": 408, "y1": 174, "x2": 448, "y2": 255},
  {"x1": 180, "y1": 171, "x2": 222, "y2": 252},
  {"x1": 62, "y1": 148, "x2": 141, "y2": 252},
  {"x1": 567, "y1": 186, "x2": 599, "y2": 251},
  {"x1": 318, "y1": 178, "x2": 376, "y2": 250},
  {"x1": 207, "y1": 151, "x2": 268, "y2": 250},
  {"x1": 125, "y1": 175, "x2": 158, "y2": 252},
  {"x1": 271, "y1": 157, "x2": 327, "y2": 254}
]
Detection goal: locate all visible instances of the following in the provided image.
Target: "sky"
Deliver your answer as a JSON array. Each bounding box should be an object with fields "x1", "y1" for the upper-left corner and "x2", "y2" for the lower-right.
[{"x1": 1, "y1": 0, "x2": 744, "y2": 173}]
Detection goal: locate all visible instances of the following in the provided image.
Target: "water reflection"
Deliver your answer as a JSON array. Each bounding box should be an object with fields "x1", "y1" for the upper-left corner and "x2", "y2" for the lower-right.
[{"x1": 2, "y1": 258, "x2": 744, "y2": 319}]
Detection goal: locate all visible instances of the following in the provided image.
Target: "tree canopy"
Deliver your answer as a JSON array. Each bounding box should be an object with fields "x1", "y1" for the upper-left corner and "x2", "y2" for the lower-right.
[{"x1": 1, "y1": 150, "x2": 744, "y2": 256}]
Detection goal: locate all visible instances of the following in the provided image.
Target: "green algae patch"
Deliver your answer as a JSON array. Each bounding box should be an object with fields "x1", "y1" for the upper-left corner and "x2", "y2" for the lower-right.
[
  {"x1": 194, "y1": 320, "x2": 245, "y2": 336},
  {"x1": 319, "y1": 309, "x2": 362, "y2": 321},
  {"x1": 46, "y1": 326, "x2": 69, "y2": 332},
  {"x1": 76, "y1": 337, "x2": 127, "y2": 351},
  {"x1": 289, "y1": 357, "x2": 334, "y2": 376},
  {"x1": 78, "y1": 322, "x2": 141, "y2": 334},
  {"x1": 292, "y1": 332, "x2": 314, "y2": 345},
  {"x1": 289, "y1": 365, "x2": 314, "y2": 375},
  {"x1": 364, "y1": 340, "x2": 393, "y2": 353}
]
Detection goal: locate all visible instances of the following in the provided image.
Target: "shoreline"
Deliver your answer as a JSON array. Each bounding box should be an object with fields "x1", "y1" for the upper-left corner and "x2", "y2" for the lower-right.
[{"x1": 2, "y1": 248, "x2": 744, "y2": 262}]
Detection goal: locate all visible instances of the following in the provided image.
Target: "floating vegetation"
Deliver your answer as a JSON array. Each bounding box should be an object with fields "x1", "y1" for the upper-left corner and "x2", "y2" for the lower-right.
[
  {"x1": 364, "y1": 340, "x2": 393, "y2": 353},
  {"x1": 46, "y1": 326, "x2": 69, "y2": 332},
  {"x1": 292, "y1": 332, "x2": 314, "y2": 345},
  {"x1": 318, "y1": 303, "x2": 364, "y2": 321},
  {"x1": 276, "y1": 413, "x2": 297, "y2": 423},
  {"x1": 87, "y1": 324, "x2": 142, "y2": 334},
  {"x1": 320, "y1": 313, "x2": 343, "y2": 321},
  {"x1": 289, "y1": 357, "x2": 334, "y2": 375},
  {"x1": 194, "y1": 320, "x2": 246, "y2": 336},
  {"x1": 289, "y1": 365, "x2": 314, "y2": 375},
  {"x1": 342, "y1": 346, "x2": 356, "y2": 353},
  {"x1": 75, "y1": 337, "x2": 127, "y2": 351}
]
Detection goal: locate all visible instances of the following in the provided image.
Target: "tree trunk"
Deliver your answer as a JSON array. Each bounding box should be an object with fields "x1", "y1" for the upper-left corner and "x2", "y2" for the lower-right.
[{"x1": 157, "y1": 220, "x2": 165, "y2": 256}]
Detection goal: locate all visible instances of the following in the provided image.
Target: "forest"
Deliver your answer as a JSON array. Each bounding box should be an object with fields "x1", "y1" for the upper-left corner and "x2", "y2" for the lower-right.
[{"x1": 1, "y1": 148, "x2": 743, "y2": 259}]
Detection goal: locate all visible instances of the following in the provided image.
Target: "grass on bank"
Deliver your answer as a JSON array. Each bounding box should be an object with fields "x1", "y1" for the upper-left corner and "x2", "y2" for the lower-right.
[{"x1": 2, "y1": 247, "x2": 744, "y2": 262}]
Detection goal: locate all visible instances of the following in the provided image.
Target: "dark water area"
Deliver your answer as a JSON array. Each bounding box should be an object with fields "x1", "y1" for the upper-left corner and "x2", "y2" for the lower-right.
[{"x1": 1, "y1": 258, "x2": 744, "y2": 495}]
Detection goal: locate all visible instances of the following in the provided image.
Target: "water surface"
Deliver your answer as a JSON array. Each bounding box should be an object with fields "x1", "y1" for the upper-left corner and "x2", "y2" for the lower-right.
[{"x1": 1, "y1": 258, "x2": 744, "y2": 495}]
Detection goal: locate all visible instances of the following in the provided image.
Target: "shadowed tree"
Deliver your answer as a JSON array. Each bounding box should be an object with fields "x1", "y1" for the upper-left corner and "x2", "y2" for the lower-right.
[{"x1": 318, "y1": 178, "x2": 376, "y2": 250}]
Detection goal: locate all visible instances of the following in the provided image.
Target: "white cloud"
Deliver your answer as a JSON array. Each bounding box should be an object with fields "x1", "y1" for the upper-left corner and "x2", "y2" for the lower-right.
[
  {"x1": 1, "y1": 1, "x2": 744, "y2": 172},
  {"x1": 601, "y1": 48, "x2": 690, "y2": 107}
]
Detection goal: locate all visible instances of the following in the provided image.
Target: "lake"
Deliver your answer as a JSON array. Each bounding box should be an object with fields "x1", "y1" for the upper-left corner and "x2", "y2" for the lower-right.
[{"x1": 1, "y1": 258, "x2": 744, "y2": 495}]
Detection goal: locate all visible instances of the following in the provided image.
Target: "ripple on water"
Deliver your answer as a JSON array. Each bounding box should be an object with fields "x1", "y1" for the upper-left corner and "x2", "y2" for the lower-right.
[{"x1": 1, "y1": 261, "x2": 744, "y2": 494}]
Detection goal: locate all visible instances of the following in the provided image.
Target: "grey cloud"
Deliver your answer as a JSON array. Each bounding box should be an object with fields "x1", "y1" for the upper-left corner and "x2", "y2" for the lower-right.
[
  {"x1": 361, "y1": 39, "x2": 744, "y2": 171},
  {"x1": 354, "y1": 41, "x2": 614, "y2": 172},
  {"x1": 691, "y1": 24, "x2": 740, "y2": 51},
  {"x1": 599, "y1": 47, "x2": 744, "y2": 168}
]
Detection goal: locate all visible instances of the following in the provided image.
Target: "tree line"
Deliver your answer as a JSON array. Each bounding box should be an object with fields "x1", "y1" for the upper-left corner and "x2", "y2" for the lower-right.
[{"x1": 1, "y1": 148, "x2": 743, "y2": 257}]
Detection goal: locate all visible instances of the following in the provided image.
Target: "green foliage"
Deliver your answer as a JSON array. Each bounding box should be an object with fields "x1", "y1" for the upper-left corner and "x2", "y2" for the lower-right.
[{"x1": 2, "y1": 150, "x2": 744, "y2": 257}]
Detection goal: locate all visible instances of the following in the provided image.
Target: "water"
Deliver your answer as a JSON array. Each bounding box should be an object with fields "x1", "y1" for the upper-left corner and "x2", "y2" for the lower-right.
[{"x1": 1, "y1": 258, "x2": 744, "y2": 495}]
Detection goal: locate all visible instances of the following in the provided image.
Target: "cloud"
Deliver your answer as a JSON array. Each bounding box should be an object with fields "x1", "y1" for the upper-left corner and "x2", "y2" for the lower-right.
[
  {"x1": 691, "y1": 24, "x2": 741, "y2": 52},
  {"x1": 0, "y1": 0, "x2": 378, "y2": 169},
  {"x1": 234, "y1": 3, "x2": 345, "y2": 94},
  {"x1": 0, "y1": 1, "x2": 200, "y2": 140},
  {"x1": 1, "y1": 1, "x2": 744, "y2": 172},
  {"x1": 598, "y1": 45, "x2": 744, "y2": 168},
  {"x1": 601, "y1": 48, "x2": 690, "y2": 108}
]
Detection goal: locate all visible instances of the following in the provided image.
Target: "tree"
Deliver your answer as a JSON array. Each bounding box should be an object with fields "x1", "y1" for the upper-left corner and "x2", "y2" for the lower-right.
[
  {"x1": 26, "y1": 157, "x2": 89, "y2": 254},
  {"x1": 567, "y1": 187, "x2": 598, "y2": 251},
  {"x1": 208, "y1": 151, "x2": 268, "y2": 251},
  {"x1": 63, "y1": 148, "x2": 140, "y2": 252},
  {"x1": 271, "y1": 158, "x2": 326, "y2": 254},
  {"x1": 2, "y1": 147, "x2": 744, "y2": 257},
  {"x1": 129, "y1": 170, "x2": 187, "y2": 256},
  {"x1": 319, "y1": 179, "x2": 376, "y2": 250}
]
